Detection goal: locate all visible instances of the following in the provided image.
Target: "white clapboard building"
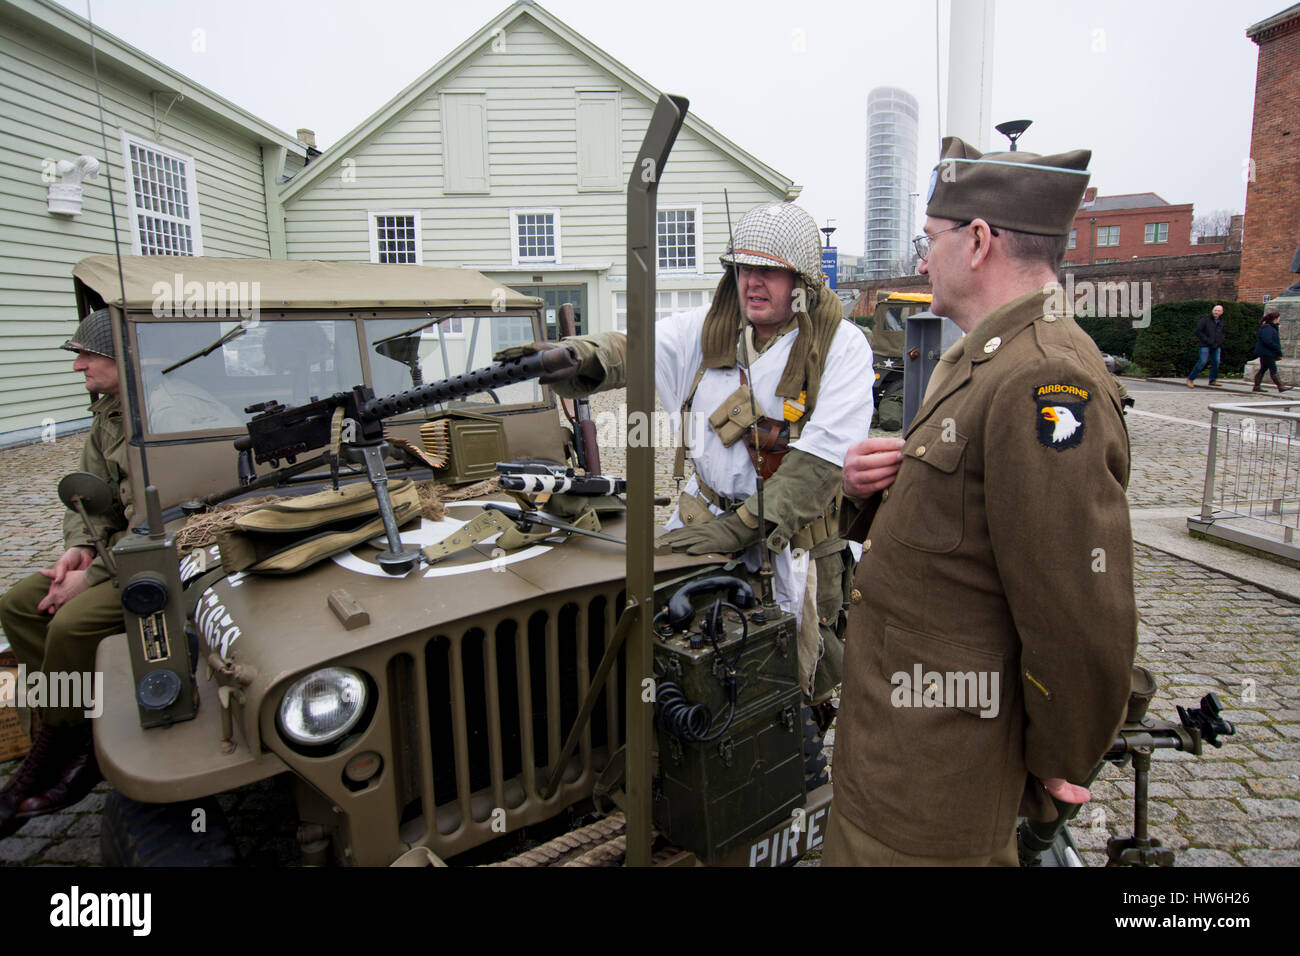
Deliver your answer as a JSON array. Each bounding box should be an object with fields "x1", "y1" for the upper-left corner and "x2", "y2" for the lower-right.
[
  {"x1": 0, "y1": 0, "x2": 798, "y2": 442},
  {"x1": 0, "y1": 0, "x2": 309, "y2": 442},
  {"x1": 276, "y1": 1, "x2": 799, "y2": 339}
]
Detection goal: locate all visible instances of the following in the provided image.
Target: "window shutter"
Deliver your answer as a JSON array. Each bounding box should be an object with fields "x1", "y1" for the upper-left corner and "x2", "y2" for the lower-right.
[
  {"x1": 576, "y1": 91, "x2": 620, "y2": 190},
  {"x1": 442, "y1": 93, "x2": 489, "y2": 193}
]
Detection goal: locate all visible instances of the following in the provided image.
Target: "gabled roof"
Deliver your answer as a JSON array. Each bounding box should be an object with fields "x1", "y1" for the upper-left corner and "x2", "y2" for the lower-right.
[
  {"x1": 279, "y1": 0, "x2": 797, "y2": 202},
  {"x1": 1084, "y1": 193, "x2": 1170, "y2": 212},
  {"x1": 3, "y1": 0, "x2": 306, "y2": 154}
]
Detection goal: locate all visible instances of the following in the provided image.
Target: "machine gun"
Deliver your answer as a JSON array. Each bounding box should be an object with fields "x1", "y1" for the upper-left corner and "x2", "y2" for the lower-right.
[
  {"x1": 1018, "y1": 665, "x2": 1235, "y2": 867},
  {"x1": 231, "y1": 348, "x2": 580, "y2": 575}
]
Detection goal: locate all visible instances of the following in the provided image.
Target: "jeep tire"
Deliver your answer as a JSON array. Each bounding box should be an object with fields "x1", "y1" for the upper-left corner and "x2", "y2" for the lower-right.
[{"x1": 100, "y1": 790, "x2": 239, "y2": 867}]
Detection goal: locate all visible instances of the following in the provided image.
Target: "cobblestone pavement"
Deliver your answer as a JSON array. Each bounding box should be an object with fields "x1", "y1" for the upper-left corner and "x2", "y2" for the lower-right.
[{"x1": 1, "y1": 380, "x2": 1297, "y2": 866}]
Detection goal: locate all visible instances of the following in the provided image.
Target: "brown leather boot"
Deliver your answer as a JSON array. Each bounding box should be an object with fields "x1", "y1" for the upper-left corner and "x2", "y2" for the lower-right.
[
  {"x1": 0, "y1": 723, "x2": 66, "y2": 838},
  {"x1": 1271, "y1": 373, "x2": 1292, "y2": 393},
  {"x1": 1253, "y1": 368, "x2": 1265, "y2": 392},
  {"x1": 15, "y1": 724, "x2": 101, "y2": 819}
]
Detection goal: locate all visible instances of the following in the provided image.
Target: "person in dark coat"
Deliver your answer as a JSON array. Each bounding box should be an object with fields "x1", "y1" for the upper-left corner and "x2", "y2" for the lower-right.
[
  {"x1": 1252, "y1": 311, "x2": 1291, "y2": 393},
  {"x1": 1186, "y1": 304, "x2": 1226, "y2": 387}
]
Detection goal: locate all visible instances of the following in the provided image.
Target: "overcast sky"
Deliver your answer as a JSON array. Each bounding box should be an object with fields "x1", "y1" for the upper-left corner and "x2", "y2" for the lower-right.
[{"x1": 54, "y1": 0, "x2": 1283, "y2": 256}]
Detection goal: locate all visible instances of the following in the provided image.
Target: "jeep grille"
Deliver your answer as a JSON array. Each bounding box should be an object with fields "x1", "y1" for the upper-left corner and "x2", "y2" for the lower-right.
[{"x1": 387, "y1": 587, "x2": 626, "y2": 858}]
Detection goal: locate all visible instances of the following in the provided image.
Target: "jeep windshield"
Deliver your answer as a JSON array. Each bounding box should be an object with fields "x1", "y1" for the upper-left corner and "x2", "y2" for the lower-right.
[{"x1": 134, "y1": 313, "x2": 545, "y2": 436}]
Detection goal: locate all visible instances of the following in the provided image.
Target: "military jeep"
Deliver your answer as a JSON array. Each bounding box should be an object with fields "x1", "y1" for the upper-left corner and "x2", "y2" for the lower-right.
[{"x1": 71, "y1": 252, "x2": 828, "y2": 868}]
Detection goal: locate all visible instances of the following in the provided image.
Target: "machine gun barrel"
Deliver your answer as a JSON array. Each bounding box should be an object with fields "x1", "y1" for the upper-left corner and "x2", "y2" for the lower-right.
[
  {"x1": 362, "y1": 347, "x2": 578, "y2": 419},
  {"x1": 238, "y1": 348, "x2": 580, "y2": 467}
]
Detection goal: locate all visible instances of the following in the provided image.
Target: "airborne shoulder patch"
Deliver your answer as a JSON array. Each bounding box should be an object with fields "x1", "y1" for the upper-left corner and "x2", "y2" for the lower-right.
[{"x1": 1034, "y1": 383, "x2": 1089, "y2": 450}]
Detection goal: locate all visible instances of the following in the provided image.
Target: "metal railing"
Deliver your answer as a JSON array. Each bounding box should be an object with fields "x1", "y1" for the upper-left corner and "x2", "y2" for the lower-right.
[{"x1": 1189, "y1": 399, "x2": 1300, "y2": 561}]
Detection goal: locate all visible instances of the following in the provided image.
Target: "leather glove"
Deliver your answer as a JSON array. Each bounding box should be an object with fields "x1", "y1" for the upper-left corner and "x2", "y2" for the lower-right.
[
  {"x1": 656, "y1": 510, "x2": 756, "y2": 555},
  {"x1": 491, "y1": 341, "x2": 579, "y2": 384}
]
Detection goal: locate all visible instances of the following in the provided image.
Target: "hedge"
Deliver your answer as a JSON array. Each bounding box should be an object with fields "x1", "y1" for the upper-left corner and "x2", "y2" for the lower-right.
[
  {"x1": 1076, "y1": 316, "x2": 1138, "y2": 360},
  {"x1": 1131, "y1": 300, "x2": 1263, "y2": 378}
]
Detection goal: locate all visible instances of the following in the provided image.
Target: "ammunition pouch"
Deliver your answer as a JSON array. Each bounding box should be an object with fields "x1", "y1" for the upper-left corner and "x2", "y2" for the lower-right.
[
  {"x1": 676, "y1": 489, "x2": 715, "y2": 527},
  {"x1": 707, "y1": 384, "x2": 761, "y2": 447},
  {"x1": 789, "y1": 497, "x2": 840, "y2": 554},
  {"x1": 217, "y1": 480, "x2": 420, "y2": 574}
]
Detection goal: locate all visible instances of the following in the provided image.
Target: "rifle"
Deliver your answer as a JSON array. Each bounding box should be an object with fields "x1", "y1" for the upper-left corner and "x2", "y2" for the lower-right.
[{"x1": 230, "y1": 347, "x2": 579, "y2": 575}]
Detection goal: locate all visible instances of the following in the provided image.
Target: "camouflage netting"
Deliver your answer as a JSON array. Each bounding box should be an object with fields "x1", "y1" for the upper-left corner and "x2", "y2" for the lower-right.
[{"x1": 176, "y1": 496, "x2": 281, "y2": 552}]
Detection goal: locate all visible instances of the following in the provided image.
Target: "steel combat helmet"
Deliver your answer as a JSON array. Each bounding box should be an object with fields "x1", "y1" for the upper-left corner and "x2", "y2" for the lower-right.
[
  {"x1": 720, "y1": 202, "x2": 825, "y2": 288},
  {"x1": 62, "y1": 307, "x2": 115, "y2": 359}
]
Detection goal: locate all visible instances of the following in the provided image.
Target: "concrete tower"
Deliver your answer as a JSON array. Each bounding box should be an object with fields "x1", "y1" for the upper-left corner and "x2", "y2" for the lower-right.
[{"x1": 864, "y1": 86, "x2": 919, "y2": 279}]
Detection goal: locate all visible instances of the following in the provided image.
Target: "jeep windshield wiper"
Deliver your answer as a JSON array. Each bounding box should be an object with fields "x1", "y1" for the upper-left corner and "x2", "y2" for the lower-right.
[
  {"x1": 372, "y1": 315, "x2": 456, "y2": 351},
  {"x1": 162, "y1": 324, "x2": 246, "y2": 375}
]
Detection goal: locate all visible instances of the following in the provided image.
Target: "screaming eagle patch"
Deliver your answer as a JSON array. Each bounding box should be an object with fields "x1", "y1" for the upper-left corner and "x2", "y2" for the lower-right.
[{"x1": 1034, "y1": 383, "x2": 1089, "y2": 450}]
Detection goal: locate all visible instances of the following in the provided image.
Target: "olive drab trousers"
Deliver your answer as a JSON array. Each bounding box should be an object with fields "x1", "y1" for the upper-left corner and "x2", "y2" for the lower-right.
[{"x1": 0, "y1": 574, "x2": 123, "y2": 727}]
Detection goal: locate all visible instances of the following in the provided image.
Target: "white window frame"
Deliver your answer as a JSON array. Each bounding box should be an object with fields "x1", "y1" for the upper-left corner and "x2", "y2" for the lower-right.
[
  {"x1": 1067, "y1": 229, "x2": 1077, "y2": 250},
  {"x1": 1144, "y1": 222, "x2": 1169, "y2": 244},
  {"x1": 368, "y1": 210, "x2": 424, "y2": 265},
  {"x1": 1096, "y1": 225, "x2": 1121, "y2": 247},
  {"x1": 120, "y1": 130, "x2": 203, "y2": 256},
  {"x1": 613, "y1": 291, "x2": 628, "y2": 333},
  {"x1": 613, "y1": 288, "x2": 713, "y2": 332},
  {"x1": 656, "y1": 204, "x2": 704, "y2": 275},
  {"x1": 510, "y1": 207, "x2": 561, "y2": 265}
]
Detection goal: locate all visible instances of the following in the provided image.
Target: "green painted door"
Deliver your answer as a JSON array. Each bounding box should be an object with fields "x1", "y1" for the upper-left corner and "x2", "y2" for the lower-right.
[{"x1": 509, "y1": 284, "x2": 587, "y2": 339}]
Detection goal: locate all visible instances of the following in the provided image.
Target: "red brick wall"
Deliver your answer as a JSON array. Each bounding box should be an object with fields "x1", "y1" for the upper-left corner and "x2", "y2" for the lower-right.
[
  {"x1": 1067, "y1": 203, "x2": 1197, "y2": 264},
  {"x1": 1240, "y1": 11, "x2": 1300, "y2": 302},
  {"x1": 841, "y1": 252, "x2": 1240, "y2": 317}
]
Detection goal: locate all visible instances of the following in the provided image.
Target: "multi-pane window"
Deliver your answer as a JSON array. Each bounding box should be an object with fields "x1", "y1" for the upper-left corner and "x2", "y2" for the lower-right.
[
  {"x1": 613, "y1": 289, "x2": 712, "y2": 332},
  {"x1": 657, "y1": 208, "x2": 699, "y2": 271},
  {"x1": 372, "y1": 214, "x2": 419, "y2": 264},
  {"x1": 122, "y1": 133, "x2": 202, "y2": 255},
  {"x1": 1096, "y1": 225, "x2": 1121, "y2": 246},
  {"x1": 368, "y1": 211, "x2": 421, "y2": 264},
  {"x1": 514, "y1": 211, "x2": 558, "y2": 262},
  {"x1": 1144, "y1": 222, "x2": 1169, "y2": 244},
  {"x1": 1067, "y1": 229, "x2": 1077, "y2": 250},
  {"x1": 654, "y1": 289, "x2": 711, "y2": 323}
]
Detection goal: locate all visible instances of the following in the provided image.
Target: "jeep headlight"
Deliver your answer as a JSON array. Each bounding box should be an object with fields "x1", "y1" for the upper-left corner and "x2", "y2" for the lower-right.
[{"x1": 278, "y1": 667, "x2": 367, "y2": 746}]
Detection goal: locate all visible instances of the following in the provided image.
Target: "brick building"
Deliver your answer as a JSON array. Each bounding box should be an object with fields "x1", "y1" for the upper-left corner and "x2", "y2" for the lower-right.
[
  {"x1": 1064, "y1": 189, "x2": 1204, "y2": 266},
  {"x1": 843, "y1": 253, "x2": 1241, "y2": 319},
  {"x1": 1239, "y1": 4, "x2": 1300, "y2": 302}
]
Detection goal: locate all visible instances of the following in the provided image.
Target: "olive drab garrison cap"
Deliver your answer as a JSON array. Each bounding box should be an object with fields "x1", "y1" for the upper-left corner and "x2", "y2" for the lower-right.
[
  {"x1": 720, "y1": 202, "x2": 824, "y2": 287},
  {"x1": 925, "y1": 137, "x2": 1092, "y2": 236},
  {"x1": 62, "y1": 307, "x2": 114, "y2": 359}
]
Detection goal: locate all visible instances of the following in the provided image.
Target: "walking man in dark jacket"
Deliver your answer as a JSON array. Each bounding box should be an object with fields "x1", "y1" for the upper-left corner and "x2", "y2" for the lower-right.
[{"x1": 1186, "y1": 304, "x2": 1226, "y2": 387}]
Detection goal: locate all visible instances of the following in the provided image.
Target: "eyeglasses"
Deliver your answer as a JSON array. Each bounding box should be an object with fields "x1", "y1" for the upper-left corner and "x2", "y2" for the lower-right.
[{"x1": 912, "y1": 221, "x2": 999, "y2": 261}]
